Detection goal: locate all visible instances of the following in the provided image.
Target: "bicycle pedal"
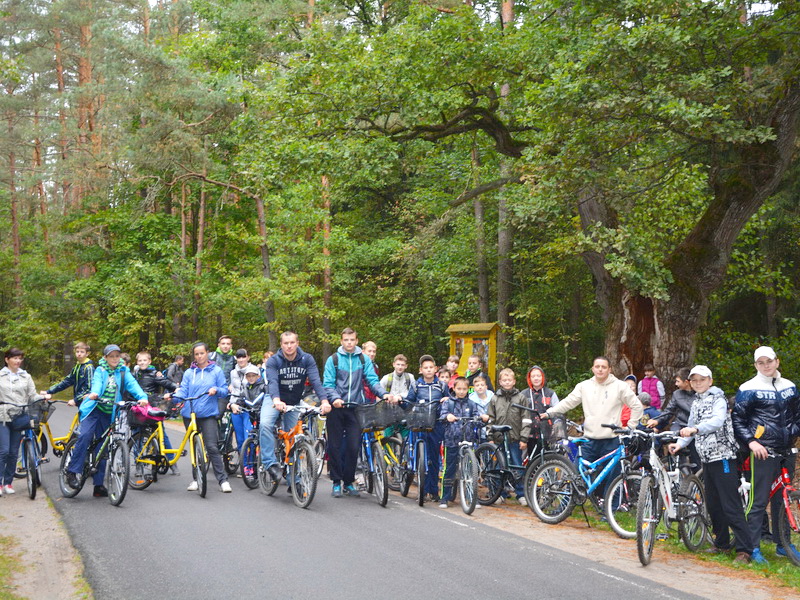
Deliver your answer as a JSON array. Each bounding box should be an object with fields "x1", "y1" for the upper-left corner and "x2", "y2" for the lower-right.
[
  {"x1": 180, "y1": 450, "x2": 187, "y2": 457},
  {"x1": 656, "y1": 533, "x2": 669, "y2": 541},
  {"x1": 41, "y1": 457, "x2": 50, "y2": 463}
]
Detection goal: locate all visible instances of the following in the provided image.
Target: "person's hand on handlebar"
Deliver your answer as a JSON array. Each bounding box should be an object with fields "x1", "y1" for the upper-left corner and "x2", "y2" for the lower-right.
[
  {"x1": 481, "y1": 414, "x2": 489, "y2": 422},
  {"x1": 273, "y1": 398, "x2": 287, "y2": 412},
  {"x1": 208, "y1": 387, "x2": 217, "y2": 396},
  {"x1": 446, "y1": 413, "x2": 456, "y2": 423},
  {"x1": 86, "y1": 393, "x2": 99, "y2": 400},
  {"x1": 668, "y1": 443, "x2": 681, "y2": 455},
  {"x1": 230, "y1": 403, "x2": 242, "y2": 414},
  {"x1": 749, "y1": 440, "x2": 769, "y2": 460},
  {"x1": 332, "y1": 399, "x2": 344, "y2": 409},
  {"x1": 320, "y1": 400, "x2": 332, "y2": 415},
  {"x1": 137, "y1": 398, "x2": 149, "y2": 407},
  {"x1": 646, "y1": 419, "x2": 659, "y2": 430}
]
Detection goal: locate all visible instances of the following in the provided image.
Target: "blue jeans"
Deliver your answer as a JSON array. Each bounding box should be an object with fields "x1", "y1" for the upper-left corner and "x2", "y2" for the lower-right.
[
  {"x1": 231, "y1": 411, "x2": 252, "y2": 453},
  {"x1": 508, "y1": 442, "x2": 526, "y2": 499},
  {"x1": 0, "y1": 414, "x2": 30, "y2": 485},
  {"x1": 259, "y1": 403, "x2": 300, "y2": 470},
  {"x1": 69, "y1": 408, "x2": 111, "y2": 486}
]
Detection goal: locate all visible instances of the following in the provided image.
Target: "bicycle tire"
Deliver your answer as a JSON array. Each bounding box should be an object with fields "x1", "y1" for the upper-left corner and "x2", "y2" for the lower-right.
[
  {"x1": 636, "y1": 475, "x2": 659, "y2": 566},
  {"x1": 416, "y1": 439, "x2": 426, "y2": 507},
  {"x1": 371, "y1": 442, "x2": 389, "y2": 507},
  {"x1": 678, "y1": 474, "x2": 707, "y2": 552},
  {"x1": 128, "y1": 431, "x2": 158, "y2": 491},
  {"x1": 458, "y1": 447, "x2": 479, "y2": 515},
  {"x1": 476, "y1": 442, "x2": 505, "y2": 506},
  {"x1": 58, "y1": 437, "x2": 84, "y2": 497},
  {"x1": 14, "y1": 437, "x2": 26, "y2": 479},
  {"x1": 530, "y1": 456, "x2": 577, "y2": 524},
  {"x1": 24, "y1": 438, "x2": 36, "y2": 500},
  {"x1": 261, "y1": 441, "x2": 282, "y2": 496},
  {"x1": 33, "y1": 437, "x2": 43, "y2": 488},
  {"x1": 604, "y1": 472, "x2": 642, "y2": 539},
  {"x1": 107, "y1": 438, "x2": 129, "y2": 507},
  {"x1": 192, "y1": 433, "x2": 207, "y2": 498},
  {"x1": 398, "y1": 438, "x2": 412, "y2": 497},
  {"x1": 290, "y1": 439, "x2": 318, "y2": 509},
  {"x1": 241, "y1": 437, "x2": 260, "y2": 490},
  {"x1": 384, "y1": 436, "x2": 403, "y2": 492},
  {"x1": 778, "y1": 490, "x2": 800, "y2": 567},
  {"x1": 37, "y1": 428, "x2": 49, "y2": 458},
  {"x1": 222, "y1": 429, "x2": 239, "y2": 475},
  {"x1": 313, "y1": 438, "x2": 326, "y2": 479},
  {"x1": 355, "y1": 443, "x2": 373, "y2": 494}
]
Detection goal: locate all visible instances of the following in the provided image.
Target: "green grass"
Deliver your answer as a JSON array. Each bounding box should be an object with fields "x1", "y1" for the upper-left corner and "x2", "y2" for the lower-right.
[{"x1": 0, "y1": 535, "x2": 25, "y2": 600}]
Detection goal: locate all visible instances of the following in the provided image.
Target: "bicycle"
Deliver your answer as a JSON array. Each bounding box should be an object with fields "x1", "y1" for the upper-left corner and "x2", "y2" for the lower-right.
[
  {"x1": 397, "y1": 400, "x2": 439, "y2": 507},
  {"x1": 739, "y1": 448, "x2": 800, "y2": 566},
  {"x1": 3, "y1": 399, "x2": 44, "y2": 499},
  {"x1": 300, "y1": 390, "x2": 327, "y2": 478},
  {"x1": 33, "y1": 399, "x2": 79, "y2": 459},
  {"x1": 353, "y1": 400, "x2": 405, "y2": 507},
  {"x1": 218, "y1": 404, "x2": 240, "y2": 476},
  {"x1": 636, "y1": 429, "x2": 707, "y2": 565},
  {"x1": 126, "y1": 396, "x2": 210, "y2": 498},
  {"x1": 58, "y1": 399, "x2": 134, "y2": 506},
  {"x1": 529, "y1": 423, "x2": 647, "y2": 534},
  {"x1": 239, "y1": 401, "x2": 262, "y2": 490},
  {"x1": 258, "y1": 404, "x2": 320, "y2": 509},
  {"x1": 446, "y1": 414, "x2": 484, "y2": 515}
]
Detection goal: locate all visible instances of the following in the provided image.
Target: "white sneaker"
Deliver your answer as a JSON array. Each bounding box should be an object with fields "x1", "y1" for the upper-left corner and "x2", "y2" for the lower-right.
[
  {"x1": 220, "y1": 481, "x2": 232, "y2": 493},
  {"x1": 519, "y1": 497, "x2": 528, "y2": 506},
  {"x1": 187, "y1": 481, "x2": 199, "y2": 491},
  {"x1": 3, "y1": 485, "x2": 15, "y2": 495},
  {"x1": 438, "y1": 501, "x2": 448, "y2": 509}
]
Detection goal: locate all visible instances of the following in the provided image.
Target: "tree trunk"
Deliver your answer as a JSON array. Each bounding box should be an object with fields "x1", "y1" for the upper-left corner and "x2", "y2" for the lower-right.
[
  {"x1": 471, "y1": 146, "x2": 490, "y2": 322},
  {"x1": 7, "y1": 111, "x2": 21, "y2": 296},
  {"x1": 254, "y1": 193, "x2": 278, "y2": 351},
  {"x1": 322, "y1": 175, "x2": 332, "y2": 361},
  {"x1": 32, "y1": 107, "x2": 53, "y2": 266},
  {"x1": 53, "y1": 28, "x2": 71, "y2": 212},
  {"x1": 76, "y1": 2, "x2": 93, "y2": 203},
  {"x1": 193, "y1": 181, "x2": 206, "y2": 338}
]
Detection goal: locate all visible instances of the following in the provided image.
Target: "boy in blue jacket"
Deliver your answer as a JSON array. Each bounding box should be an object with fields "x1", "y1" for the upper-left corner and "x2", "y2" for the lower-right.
[
  {"x1": 323, "y1": 328, "x2": 393, "y2": 498},
  {"x1": 405, "y1": 354, "x2": 450, "y2": 502},
  {"x1": 65, "y1": 344, "x2": 147, "y2": 498},
  {"x1": 173, "y1": 342, "x2": 231, "y2": 493}
]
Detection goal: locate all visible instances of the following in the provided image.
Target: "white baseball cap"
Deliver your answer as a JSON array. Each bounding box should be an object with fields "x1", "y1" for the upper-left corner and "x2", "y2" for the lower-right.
[
  {"x1": 754, "y1": 346, "x2": 777, "y2": 361},
  {"x1": 689, "y1": 365, "x2": 712, "y2": 379}
]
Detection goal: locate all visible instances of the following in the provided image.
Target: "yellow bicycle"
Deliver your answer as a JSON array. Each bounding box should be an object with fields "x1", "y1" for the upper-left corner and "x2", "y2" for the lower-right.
[
  {"x1": 128, "y1": 396, "x2": 210, "y2": 497},
  {"x1": 35, "y1": 399, "x2": 79, "y2": 458}
]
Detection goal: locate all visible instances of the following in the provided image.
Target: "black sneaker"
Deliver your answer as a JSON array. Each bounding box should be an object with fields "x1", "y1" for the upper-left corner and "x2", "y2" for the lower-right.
[
  {"x1": 66, "y1": 471, "x2": 80, "y2": 489},
  {"x1": 93, "y1": 485, "x2": 108, "y2": 497},
  {"x1": 268, "y1": 464, "x2": 282, "y2": 482}
]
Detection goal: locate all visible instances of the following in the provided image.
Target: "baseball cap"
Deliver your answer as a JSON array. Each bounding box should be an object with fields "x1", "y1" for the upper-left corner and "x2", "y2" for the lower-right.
[
  {"x1": 103, "y1": 344, "x2": 121, "y2": 356},
  {"x1": 754, "y1": 346, "x2": 777, "y2": 362},
  {"x1": 689, "y1": 365, "x2": 712, "y2": 379},
  {"x1": 243, "y1": 365, "x2": 260, "y2": 376}
]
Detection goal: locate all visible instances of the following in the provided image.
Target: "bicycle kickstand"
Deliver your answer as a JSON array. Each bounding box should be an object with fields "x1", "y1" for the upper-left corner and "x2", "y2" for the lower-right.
[{"x1": 579, "y1": 504, "x2": 591, "y2": 528}]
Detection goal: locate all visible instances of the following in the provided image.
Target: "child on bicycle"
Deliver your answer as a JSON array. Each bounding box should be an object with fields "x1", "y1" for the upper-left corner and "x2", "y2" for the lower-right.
[
  {"x1": 439, "y1": 377, "x2": 488, "y2": 508},
  {"x1": 669, "y1": 365, "x2": 753, "y2": 565},
  {"x1": 66, "y1": 344, "x2": 148, "y2": 498},
  {"x1": 232, "y1": 365, "x2": 267, "y2": 412},
  {"x1": 42, "y1": 341, "x2": 94, "y2": 407},
  {"x1": 486, "y1": 368, "x2": 532, "y2": 504},
  {"x1": 133, "y1": 351, "x2": 179, "y2": 474}
]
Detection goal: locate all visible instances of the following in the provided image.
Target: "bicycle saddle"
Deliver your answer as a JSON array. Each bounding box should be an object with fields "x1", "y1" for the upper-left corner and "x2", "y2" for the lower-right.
[
  {"x1": 490, "y1": 425, "x2": 512, "y2": 433},
  {"x1": 148, "y1": 409, "x2": 167, "y2": 418}
]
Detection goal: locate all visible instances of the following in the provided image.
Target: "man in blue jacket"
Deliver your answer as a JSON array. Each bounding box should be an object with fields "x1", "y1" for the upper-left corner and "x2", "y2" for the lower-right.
[
  {"x1": 173, "y1": 342, "x2": 231, "y2": 493},
  {"x1": 323, "y1": 327, "x2": 394, "y2": 498},
  {"x1": 260, "y1": 331, "x2": 329, "y2": 482}
]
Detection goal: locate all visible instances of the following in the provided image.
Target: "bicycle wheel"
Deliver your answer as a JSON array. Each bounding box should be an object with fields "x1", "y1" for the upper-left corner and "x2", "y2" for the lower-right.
[
  {"x1": 458, "y1": 447, "x2": 479, "y2": 515},
  {"x1": 261, "y1": 441, "x2": 281, "y2": 497},
  {"x1": 678, "y1": 474, "x2": 707, "y2": 552},
  {"x1": 222, "y1": 431, "x2": 239, "y2": 475},
  {"x1": 371, "y1": 442, "x2": 388, "y2": 507},
  {"x1": 33, "y1": 437, "x2": 43, "y2": 488},
  {"x1": 37, "y1": 428, "x2": 49, "y2": 458},
  {"x1": 14, "y1": 438, "x2": 26, "y2": 479},
  {"x1": 530, "y1": 456, "x2": 577, "y2": 524},
  {"x1": 355, "y1": 443, "x2": 373, "y2": 494},
  {"x1": 106, "y1": 438, "x2": 129, "y2": 506},
  {"x1": 313, "y1": 438, "x2": 326, "y2": 479},
  {"x1": 241, "y1": 437, "x2": 260, "y2": 490},
  {"x1": 24, "y1": 438, "x2": 36, "y2": 500},
  {"x1": 289, "y1": 439, "x2": 318, "y2": 509},
  {"x1": 476, "y1": 442, "x2": 505, "y2": 506},
  {"x1": 58, "y1": 437, "x2": 84, "y2": 497},
  {"x1": 384, "y1": 436, "x2": 403, "y2": 492},
  {"x1": 605, "y1": 472, "x2": 642, "y2": 539},
  {"x1": 416, "y1": 439, "x2": 426, "y2": 507},
  {"x1": 778, "y1": 490, "x2": 800, "y2": 566},
  {"x1": 192, "y1": 433, "x2": 207, "y2": 498},
  {"x1": 636, "y1": 475, "x2": 659, "y2": 566},
  {"x1": 399, "y1": 438, "x2": 413, "y2": 497},
  {"x1": 128, "y1": 431, "x2": 158, "y2": 491}
]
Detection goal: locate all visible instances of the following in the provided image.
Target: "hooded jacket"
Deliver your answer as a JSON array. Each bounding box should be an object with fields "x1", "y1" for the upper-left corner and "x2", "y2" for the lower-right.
[
  {"x1": 208, "y1": 349, "x2": 235, "y2": 384},
  {"x1": 323, "y1": 346, "x2": 386, "y2": 405},
  {"x1": 733, "y1": 371, "x2": 799, "y2": 450},
  {"x1": 133, "y1": 365, "x2": 176, "y2": 400},
  {"x1": 677, "y1": 390, "x2": 738, "y2": 463},
  {"x1": 466, "y1": 369, "x2": 494, "y2": 392},
  {"x1": 545, "y1": 373, "x2": 643, "y2": 439},
  {"x1": 440, "y1": 395, "x2": 482, "y2": 447},
  {"x1": 0, "y1": 367, "x2": 41, "y2": 423},
  {"x1": 655, "y1": 388, "x2": 695, "y2": 432},
  {"x1": 229, "y1": 362, "x2": 254, "y2": 401},
  {"x1": 46, "y1": 359, "x2": 94, "y2": 405},
  {"x1": 81, "y1": 359, "x2": 147, "y2": 420},
  {"x1": 267, "y1": 347, "x2": 326, "y2": 406},
  {"x1": 404, "y1": 377, "x2": 449, "y2": 405},
  {"x1": 486, "y1": 386, "x2": 531, "y2": 443},
  {"x1": 522, "y1": 366, "x2": 562, "y2": 442},
  {"x1": 173, "y1": 361, "x2": 229, "y2": 419}
]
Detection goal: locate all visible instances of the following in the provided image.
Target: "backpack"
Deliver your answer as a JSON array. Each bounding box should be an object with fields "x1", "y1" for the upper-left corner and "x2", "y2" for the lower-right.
[
  {"x1": 386, "y1": 372, "x2": 413, "y2": 389},
  {"x1": 332, "y1": 353, "x2": 365, "y2": 369}
]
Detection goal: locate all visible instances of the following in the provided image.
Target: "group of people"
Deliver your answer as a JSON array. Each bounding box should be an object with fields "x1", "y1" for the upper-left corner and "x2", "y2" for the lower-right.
[{"x1": 1, "y1": 331, "x2": 798, "y2": 570}]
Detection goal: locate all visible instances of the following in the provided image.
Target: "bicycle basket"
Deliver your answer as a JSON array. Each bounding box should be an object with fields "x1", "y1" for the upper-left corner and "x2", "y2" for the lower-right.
[
  {"x1": 28, "y1": 399, "x2": 48, "y2": 426},
  {"x1": 403, "y1": 402, "x2": 439, "y2": 431},
  {"x1": 355, "y1": 402, "x2": 405, "y2": 432}
]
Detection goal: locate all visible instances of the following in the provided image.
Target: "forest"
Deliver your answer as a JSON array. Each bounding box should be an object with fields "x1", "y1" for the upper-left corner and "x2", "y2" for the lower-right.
[{"x1": 1, "y1": 0, "x2": 799, "y2": 395}]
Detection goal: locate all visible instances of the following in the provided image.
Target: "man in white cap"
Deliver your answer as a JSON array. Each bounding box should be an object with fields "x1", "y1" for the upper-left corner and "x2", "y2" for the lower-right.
[{"x1": 733, "y1": 346, "x2": 800, "y2": 564}]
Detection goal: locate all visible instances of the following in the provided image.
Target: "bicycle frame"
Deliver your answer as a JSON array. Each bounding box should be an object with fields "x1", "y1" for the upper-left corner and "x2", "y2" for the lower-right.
[
  {"x1": 644, "y1": 442, "x2": 681, "y2": 521},
  {"x1": 573, "y1": 439, "x2": 626, "y2": 498},
  {"x1": 36, "y1": 403, "x2": 79, "y2": 455},
  {"x1": 132, "y1": 398, "x2": 206, "y2": 470}
]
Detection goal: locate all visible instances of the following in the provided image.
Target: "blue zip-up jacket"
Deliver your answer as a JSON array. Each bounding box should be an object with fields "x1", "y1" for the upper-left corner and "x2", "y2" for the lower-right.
[
  {"x1": 47, "y1": 359, "x2": 94, "y2": 405},
  {"x1": 80, "y1": 364, "x2": 147, "y2": 420},
  {"x1": 266, "y1": 347, "x2": 326, "y2": 406},
  {"x1": 323, "y1": 346, "x2": 386, "y2": 405},
  {"x1": 173, "y1": 361, "x2": 229, "y2": 419},
  {"x1": 404, "y1": 376, "x2": 449, "y2": 405}
]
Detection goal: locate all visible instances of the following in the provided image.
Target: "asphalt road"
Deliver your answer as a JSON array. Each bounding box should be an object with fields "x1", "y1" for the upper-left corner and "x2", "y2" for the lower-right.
[{"x1": 39, "y1": 407, "x2": 702, "y2": 600}]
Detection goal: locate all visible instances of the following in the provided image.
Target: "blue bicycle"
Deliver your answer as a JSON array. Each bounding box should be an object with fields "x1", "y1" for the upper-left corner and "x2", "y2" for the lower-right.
[
  {"x1": 9, "y1": 399, "x2": 46, "y2": 500},
  {"x1": 397, "y1": 400, "x2": 439, "y2": 507},
  {"x1": 529, "y1": 423, "x2": 646, "y2": 528}
]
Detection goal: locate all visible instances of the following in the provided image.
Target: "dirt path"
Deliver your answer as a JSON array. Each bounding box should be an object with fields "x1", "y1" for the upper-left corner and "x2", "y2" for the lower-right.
[
  {"x1": 463, "y1": 502, "x2": 799, "y2": 600},
  {"x1": 0, "y1": 489, "x2": 90, "y2": 600}
]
